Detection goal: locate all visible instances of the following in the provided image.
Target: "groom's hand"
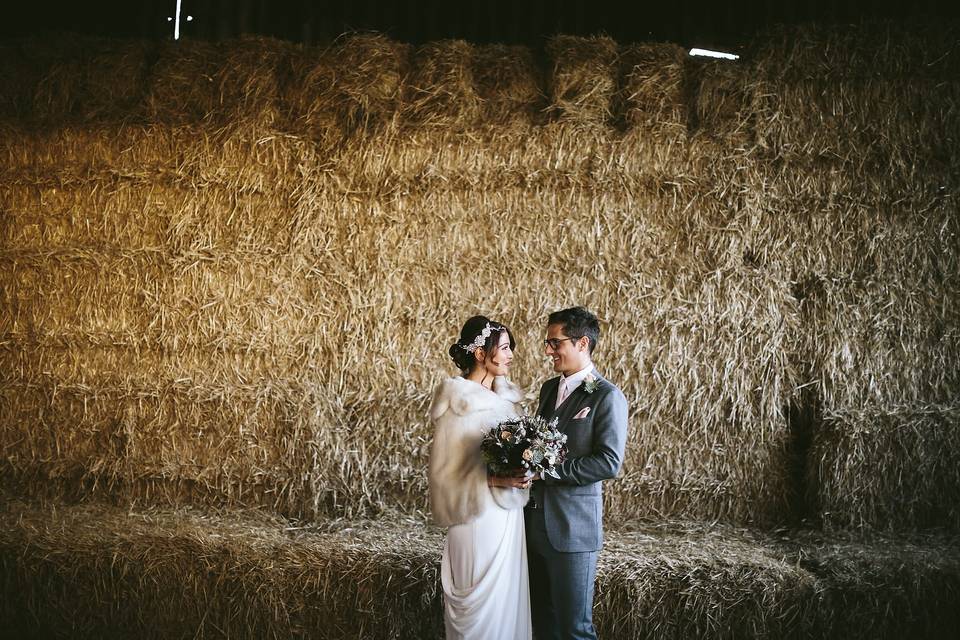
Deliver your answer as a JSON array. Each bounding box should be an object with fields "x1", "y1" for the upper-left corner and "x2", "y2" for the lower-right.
[
  {"x1": 488, "y1": 472, "x2": 533, "y2": 489},
  {"x1": 509, "y1": 469, "x2": 534, "y2": 489},
  {"x1": 520, "y1": 471, "x2": 540, "y2": 488},
  {"x1": 514, "y1": 469, "x2": 533, "y2": 489}
]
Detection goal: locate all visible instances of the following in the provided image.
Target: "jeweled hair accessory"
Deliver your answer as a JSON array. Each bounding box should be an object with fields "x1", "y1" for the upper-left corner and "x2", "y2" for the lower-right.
[{"x1": 458, "y1": 322, "x2": 498, "y2": 352}]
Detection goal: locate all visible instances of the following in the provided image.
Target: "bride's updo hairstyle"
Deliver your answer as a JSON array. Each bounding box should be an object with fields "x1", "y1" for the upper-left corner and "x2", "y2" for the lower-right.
[{"x1": 448, "y1": 315, "x2": 516, "y2": 373}]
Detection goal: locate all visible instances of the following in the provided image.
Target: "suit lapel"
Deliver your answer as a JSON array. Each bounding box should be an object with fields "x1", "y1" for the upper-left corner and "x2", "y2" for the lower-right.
[
  {"x1": 554, "y1": 386, "x2": 586, "y2": 429},
  {"x1": 537, "y1": 377, "x2": 560, "y2": 419}
]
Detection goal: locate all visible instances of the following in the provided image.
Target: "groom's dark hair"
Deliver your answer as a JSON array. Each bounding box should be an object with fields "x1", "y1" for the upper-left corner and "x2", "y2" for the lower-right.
[{"x1": 548, "y1": 306, "x2": 600, "y2": 354}]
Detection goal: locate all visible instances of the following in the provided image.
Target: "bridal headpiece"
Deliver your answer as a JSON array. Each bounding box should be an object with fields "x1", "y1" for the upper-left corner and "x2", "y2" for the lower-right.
[{"x1": 458, "y1": 322, "x2": 499, "y2": 353}]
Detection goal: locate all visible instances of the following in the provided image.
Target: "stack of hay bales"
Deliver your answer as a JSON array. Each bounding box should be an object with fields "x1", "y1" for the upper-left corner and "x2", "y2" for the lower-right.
[
  {"x1": 3, "y1": 498, "x2": 958, "y2": 639},
  {"x1": 0, "y1": 499, "x2": 445, "y2": 639},
  {"x1": 746, "y1": 22, "x2": 960, "y2": 530},
  {"x1": 0, "y1": 32, "x2": 793, "y2": 528},
  {"x1": 1, "y1": 23, "x2": 958, "y2": 534}
]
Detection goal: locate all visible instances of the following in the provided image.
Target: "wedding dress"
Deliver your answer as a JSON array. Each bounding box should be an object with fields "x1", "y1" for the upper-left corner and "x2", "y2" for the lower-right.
[{"x1": 429, "y1": 375, "x2": 531, "y2": 640}]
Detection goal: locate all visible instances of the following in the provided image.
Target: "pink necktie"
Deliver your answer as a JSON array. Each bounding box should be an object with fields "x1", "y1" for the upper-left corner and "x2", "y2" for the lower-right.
[{"x1": 556, "y1": 380, "x2": 568, "y2": 408}]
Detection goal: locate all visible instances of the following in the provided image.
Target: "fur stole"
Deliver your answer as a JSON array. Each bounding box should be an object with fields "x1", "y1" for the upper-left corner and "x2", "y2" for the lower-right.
[{"x1": 428, "y1": 376, "x2": 529, "y2": 526}]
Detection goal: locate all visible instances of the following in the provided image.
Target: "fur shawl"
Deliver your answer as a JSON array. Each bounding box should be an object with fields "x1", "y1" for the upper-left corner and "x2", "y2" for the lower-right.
[{"x1": 428, "y1": 375, "x2": 529, "y2": 526}]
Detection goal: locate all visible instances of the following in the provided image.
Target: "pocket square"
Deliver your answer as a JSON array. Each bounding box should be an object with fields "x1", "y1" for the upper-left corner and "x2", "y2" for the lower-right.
[{"x1": 573, "y1": 407, "x2": 591, "y2": 420}]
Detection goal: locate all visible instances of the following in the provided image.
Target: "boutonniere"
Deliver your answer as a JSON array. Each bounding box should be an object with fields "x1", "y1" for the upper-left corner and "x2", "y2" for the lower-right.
[{"x1": 583, "y1": 373, "x2": 598, "y2": 394}]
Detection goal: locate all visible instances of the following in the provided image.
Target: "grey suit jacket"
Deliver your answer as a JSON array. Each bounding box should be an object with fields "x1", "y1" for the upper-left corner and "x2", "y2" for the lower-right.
[{"x1": 533, "y1": 370, "x2": 628, "y2": 552}]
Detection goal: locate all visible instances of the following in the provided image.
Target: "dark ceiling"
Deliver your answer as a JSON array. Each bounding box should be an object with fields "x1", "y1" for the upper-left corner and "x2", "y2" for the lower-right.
[{"x1": 2, "y1": 0, "x2": 957, "y2": 50}]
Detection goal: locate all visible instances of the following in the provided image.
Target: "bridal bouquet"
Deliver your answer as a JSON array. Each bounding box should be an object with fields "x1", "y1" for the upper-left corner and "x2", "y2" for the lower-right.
[{"x1": 481, "y1": 416, "x2": 568, "y2": 479}]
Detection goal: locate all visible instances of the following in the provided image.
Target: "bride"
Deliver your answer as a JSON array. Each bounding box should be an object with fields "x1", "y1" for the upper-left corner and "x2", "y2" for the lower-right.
[{"x1": 429, "y1": 315, "x2": 532, "y2": 640}]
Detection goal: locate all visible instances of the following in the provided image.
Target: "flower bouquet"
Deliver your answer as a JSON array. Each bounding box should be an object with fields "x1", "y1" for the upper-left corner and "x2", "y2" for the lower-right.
[{"x1": 481, "y1": 415, "x2": 568, "y2": 479}]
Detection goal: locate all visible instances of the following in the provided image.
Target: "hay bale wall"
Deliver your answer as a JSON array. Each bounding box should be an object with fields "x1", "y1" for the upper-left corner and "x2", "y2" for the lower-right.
[{"x1": 1, "y1": 24, "x2": 958, "y2": 530}]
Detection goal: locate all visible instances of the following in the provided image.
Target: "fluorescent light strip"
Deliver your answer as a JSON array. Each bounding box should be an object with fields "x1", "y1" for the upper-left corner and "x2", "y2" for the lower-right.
[{"x1": 689, "y1": 48, "x2": 740, "y2": 60}]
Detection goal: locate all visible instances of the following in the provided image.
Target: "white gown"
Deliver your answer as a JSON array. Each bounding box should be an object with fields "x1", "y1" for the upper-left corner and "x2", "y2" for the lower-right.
[{"x1": 429, "y1": 376, "x2": 532, "y2": 640}]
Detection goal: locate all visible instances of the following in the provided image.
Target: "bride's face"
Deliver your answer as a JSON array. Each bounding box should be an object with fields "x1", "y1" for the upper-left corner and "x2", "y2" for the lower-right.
[{"x1": 481, "y1": 331, "x2": 514, "y2": 377}]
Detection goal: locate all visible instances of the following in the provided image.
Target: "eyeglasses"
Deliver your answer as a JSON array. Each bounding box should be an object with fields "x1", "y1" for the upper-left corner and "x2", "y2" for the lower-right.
[{"x1": 543, "y1": 337, "x2": 578, "y2": 350}]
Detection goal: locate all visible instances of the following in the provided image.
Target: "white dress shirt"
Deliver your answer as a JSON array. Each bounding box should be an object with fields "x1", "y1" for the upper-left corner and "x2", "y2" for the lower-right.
[{"x1": 555, "y1": 363, "x2": 595, "y2": 409}]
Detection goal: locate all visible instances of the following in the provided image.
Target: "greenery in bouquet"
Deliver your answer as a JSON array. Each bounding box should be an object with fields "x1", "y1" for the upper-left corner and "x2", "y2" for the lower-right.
[{"x1": 481, "y1": 415, "x2": 568, "y2": 479}]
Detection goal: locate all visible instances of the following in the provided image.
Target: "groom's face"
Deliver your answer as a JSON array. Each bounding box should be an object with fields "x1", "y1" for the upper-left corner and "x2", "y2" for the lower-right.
[{"x1": 544, "y1": 323, "x2": 590, "y2": 376}]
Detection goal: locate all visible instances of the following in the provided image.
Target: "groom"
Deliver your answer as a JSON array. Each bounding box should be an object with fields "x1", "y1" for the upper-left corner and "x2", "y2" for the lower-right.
[{"x1": 524, "y1": 306, "x2": 629, "y2": 640}]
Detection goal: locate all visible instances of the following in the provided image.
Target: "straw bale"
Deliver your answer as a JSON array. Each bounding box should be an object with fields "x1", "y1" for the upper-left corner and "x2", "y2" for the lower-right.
[
  {"x1": 812, "y1": 408, "x2": 960, "y2": 530},
  {"x1": 619, "y1": 43, "x2": 687, "y2": 140},
  {"x1": 752, "y1": 22, "x2": 960, "y2": 82},
  {"x1": 689, "y1": 56, "x2": 753, "y2": 145},
  {"x1": 216, "y1": 36, "x2": 297, "y2": 128},
  {"x1": 0, "y1": 381, "x2": 430, "y2": 519},
  {"x1": 147, "y1": 37, "x2": 293, "y2": 127},
  {"x1": 78, "y1": 41, "x2": 152, "y2": 121},
  {"x1": 741, "y1": 159, "x2": 959, "y2": 280},
  {"x1": 791, "y1": 530, "x2": 960, "y2": 638},
  {"x1": 0, "y1": 117, "x2": 792, "y2": 527},
  {"x1": 748, "y1": 23, "x2": 960, "y2": 160},
  {"x1": 144, "y1": 39, "x2": 219, "y2": 124},
  {"x1": 2, "y1": 181, "x2": 165, "y2": 248},
  {"x1": 0, "y1": 125, "x2": 175, "y2": 184},
  {"x1": 608, "y1": 124, "x2": 691, "y2": 173},
  {"x1": 751, "y1": 76, "x2": 960, "y2": 161},
  {"x1": 282, "y1": 44, "x2": 344, "y2": 147},
  {"x1": 791, "y1": 276, "x2": 960, "y2": 413},
  {"x1": 0, "y1": 500, "x2": 445, "y2": 639},
  {"x1": 403, "y1": 40, "x2": 482, "y2": 129},
  {"x1": 0, "y1": 341, "x2": 337, "y2": 389},
  {"x1": 472, "y1": 44, "x2": 545, "y2": 128},
  {"x1": 330, "y1": 34, "x2": 410, "y2": 117},
  {"x1": 1, "y1": 181, "x2": 283, "y2": 249},
  {"x1": 0, "y1": 383, "x2": 129, "y2": 481},
  {"x1": 602, "y1": 269, "x2": 800, "y2": 526},
  {"x1": 311, "y1": 124, "x2": 618, "y2": 193},
  {"x1": 2, "y1": 500, "x2": 959, "y2": 639},
  {"x1": 169, "y1": 125, "x2": 320, "y2": 193},
  {"x1": 31, "y1": 58, "x2": 86, "y2": 123},
  {"x1": 12, "y1": 109, "x2": 689, "y2": 211},
  {"x1": 0, "y1": 41, "x2": 39, "y2": 120},
  {"x1": 0, "y1": 124, "x2": 318, "y2": 195},
  {"x1": 0, "y1": 251, "x2": 344, "y2": 370},
  {"x1": 285, "y1": 34, "x2": 410, "y2": 144},
  {"x1": 31, "y1": 38, "x2": 152, "y2": 123},
  {"x1": 0, "y1": 34, "x2": 89, "y2": 123},
  {"x1": 0, "y1": 250, "x2": 162, "y2": 338},
  {"x1": 546, "y1": 35, "x2": 620, "y2": 127}
]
